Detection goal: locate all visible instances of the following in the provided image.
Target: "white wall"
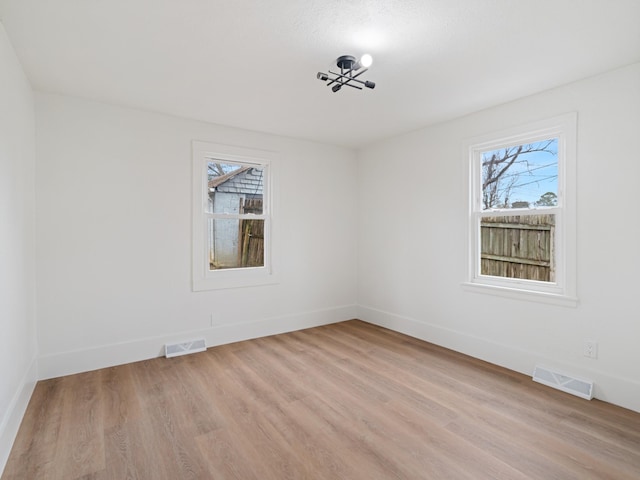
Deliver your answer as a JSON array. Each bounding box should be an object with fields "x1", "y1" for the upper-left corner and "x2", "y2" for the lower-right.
[
  {"x1": 0, "y1": 23, "x2": 37, "y2": 472},
  {"x1": 35, "y1": 93, "x2": 358, "y2": 378},
  {"x1": 357, "y1": 63, "x2": 640, "y2": 412}
]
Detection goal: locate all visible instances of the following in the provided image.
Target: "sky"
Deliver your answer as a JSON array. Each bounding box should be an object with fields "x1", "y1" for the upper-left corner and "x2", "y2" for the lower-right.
[{"x1": 482, "y1": 138, "x2": 558, "y2": 207}]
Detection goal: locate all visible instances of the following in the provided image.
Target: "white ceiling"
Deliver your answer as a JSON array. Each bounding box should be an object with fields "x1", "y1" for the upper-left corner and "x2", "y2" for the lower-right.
[{"x1": 1, "y1": 0, "x2": 639, "y2": 148}]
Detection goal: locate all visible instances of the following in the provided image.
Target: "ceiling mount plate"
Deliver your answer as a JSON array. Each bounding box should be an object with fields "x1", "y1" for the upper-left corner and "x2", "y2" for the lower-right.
[{"x1": 336, "y1": 55, "x2": 357, "y2": 70}]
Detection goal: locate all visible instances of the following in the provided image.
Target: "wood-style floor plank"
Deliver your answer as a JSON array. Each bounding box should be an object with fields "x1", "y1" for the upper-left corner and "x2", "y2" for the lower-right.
[
  {"x1": 51, "y1": 372, "x2": 105, "y2": 479},
  {"x1": 3, "y1": 320, "x2": 640, "y2": 479}
]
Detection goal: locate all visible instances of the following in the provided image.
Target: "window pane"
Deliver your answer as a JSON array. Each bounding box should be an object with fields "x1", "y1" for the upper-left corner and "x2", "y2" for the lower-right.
[
  {"x1": 480, "y1": 214, "x2": 555, "y2": 282},
  {"x1": 208, "y1": 218, "x2": 265, "y2": 270},
  {"x1": 481, "y1": 139, "x2": 558, "y2": 210},
  {"x1": 208, "y1": 162, "x2": 264, "y2": 215}
]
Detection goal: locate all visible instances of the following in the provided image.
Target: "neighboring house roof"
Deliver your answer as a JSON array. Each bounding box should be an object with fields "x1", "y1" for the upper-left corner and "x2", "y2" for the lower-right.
[
  {"x1": 208, "y1": 166, "x2": 251, "y2": 189},
  {"x1": 208, "y1": 166, "x2": 263, "y2": 195}
]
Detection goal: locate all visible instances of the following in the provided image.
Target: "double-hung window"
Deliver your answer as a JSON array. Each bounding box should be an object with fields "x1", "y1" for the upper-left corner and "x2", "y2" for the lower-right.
[
  {"x1": 192, "y1": 141, "x2": 277, "y2": 291},
  {"x1": 465, "y1": 113, "x2": 577, "y2": 306}
]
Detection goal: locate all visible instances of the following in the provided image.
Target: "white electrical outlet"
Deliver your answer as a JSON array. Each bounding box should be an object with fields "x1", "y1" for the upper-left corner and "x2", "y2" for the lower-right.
[{"x1": 584, "y1": 340, "x2": 598, "y2": 359}]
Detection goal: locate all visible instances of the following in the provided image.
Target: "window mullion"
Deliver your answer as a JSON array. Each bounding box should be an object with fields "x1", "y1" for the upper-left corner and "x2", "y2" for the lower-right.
[{"x1": 208, "y1": 213, "x2": 267, "y2": 220}]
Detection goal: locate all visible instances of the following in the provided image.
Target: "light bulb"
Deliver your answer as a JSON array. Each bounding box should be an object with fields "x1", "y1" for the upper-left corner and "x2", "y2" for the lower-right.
[{"x1": 360, "y1": 54, "x2": 373, "y2": 68}]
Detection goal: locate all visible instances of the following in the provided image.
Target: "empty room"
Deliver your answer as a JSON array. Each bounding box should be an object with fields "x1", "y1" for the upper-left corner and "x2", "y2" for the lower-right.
[{"x1": 1, "y1": 0, "x2": 639, "y2": 478}]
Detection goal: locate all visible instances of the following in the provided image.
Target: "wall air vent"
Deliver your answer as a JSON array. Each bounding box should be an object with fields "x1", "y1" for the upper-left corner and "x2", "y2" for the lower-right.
[
  {"x1": 165, "y1": 338, "x2": 207, "y2": 358},
  {"x1": 533, "y1": 365, "x2": 593, "y2": 400}
]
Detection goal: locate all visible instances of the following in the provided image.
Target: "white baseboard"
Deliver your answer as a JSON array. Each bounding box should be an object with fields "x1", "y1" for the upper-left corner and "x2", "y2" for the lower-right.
[
  {"x1": 357, "y1": 305, "x2": 640, "y2": 414},
  {"x1": 0, "y1": 357, "x2": 38, "y2": 476},
  {"x1": 38, "y1": 304, "x2": 358, "y2": 380}
]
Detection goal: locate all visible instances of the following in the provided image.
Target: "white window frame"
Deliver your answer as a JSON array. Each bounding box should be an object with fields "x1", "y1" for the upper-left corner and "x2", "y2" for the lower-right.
[
  {"x1": 192, "y1": 141, "x2": 278, "y2": 291},
  {"x1": 463, "y1": 113, "x2": 578, "y2": 307}
]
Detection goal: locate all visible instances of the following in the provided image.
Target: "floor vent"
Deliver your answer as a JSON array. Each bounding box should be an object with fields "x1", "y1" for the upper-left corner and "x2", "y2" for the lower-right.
[
  {"x1": 533, "y1": 365, "x2": 593, "y2": 400},
  {"x1": 165, "y1": 338, "x2": 207, "y2": 358}
]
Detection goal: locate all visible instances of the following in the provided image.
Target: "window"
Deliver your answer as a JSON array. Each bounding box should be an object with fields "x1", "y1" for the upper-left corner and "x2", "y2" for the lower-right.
[
  {"x1": 192, "y1": 141, "x2": 278, "y2": 291},
  {"x1": 207, "y1": 161, "x2": 265, "y2": 270},
  {"x1": 464, "y1": 113, "x2": 577, "y2": 306}
]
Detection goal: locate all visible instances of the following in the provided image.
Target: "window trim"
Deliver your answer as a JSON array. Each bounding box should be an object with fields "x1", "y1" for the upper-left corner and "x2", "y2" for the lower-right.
[
  {"x1": 192, "y1": 141, "x2": 279, "y2": 291},
  {"x1": 463, "y1": 113, "x2": 578, "y2": 307}
]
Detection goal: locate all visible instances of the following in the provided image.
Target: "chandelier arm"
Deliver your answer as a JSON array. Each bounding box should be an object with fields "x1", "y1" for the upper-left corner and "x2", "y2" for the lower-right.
[
  {"x1": 351, "y1": 67, "x2": 368, "y2": 79},
  {"x1": 326, "y1": 73, "x2": 363, "y2": 89},
  {"x1": 326, "y1": 76, "x2": 339, "y2": 87},
  {"x1": 325, "y1": 68, "x2": 359, "y2": 87},
  {"x1": 325, "y1": 74, "x2": 349, "y2": 88},
  {"x1": 334, "y1": 68, "x2": 369, "y2": 80},
  {"x1": 328, "y1": 69, "x2": 369, "y2": 85}
]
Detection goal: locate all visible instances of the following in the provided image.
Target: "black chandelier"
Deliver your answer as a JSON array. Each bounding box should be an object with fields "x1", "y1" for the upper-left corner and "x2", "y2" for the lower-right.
[{"x1": 317, "y1": 54, "x2": 376, "y2": 93}]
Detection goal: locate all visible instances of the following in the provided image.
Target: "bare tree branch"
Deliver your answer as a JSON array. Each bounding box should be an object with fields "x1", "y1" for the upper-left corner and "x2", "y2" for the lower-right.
[{"x1": 481, "y1": 140, "x2": 555, "y2": 209}]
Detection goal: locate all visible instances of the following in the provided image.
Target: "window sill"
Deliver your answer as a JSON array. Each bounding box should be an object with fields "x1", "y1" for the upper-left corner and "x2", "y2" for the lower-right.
[
  {"x1": 461, "y1": 281, "x2": 578, "y2": 308},
  {"x1": 193, "y1": 268, "x2": 279, "y2": 291}
]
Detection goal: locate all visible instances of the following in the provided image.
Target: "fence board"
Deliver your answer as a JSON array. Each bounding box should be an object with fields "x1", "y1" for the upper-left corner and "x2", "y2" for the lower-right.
[
  {"x1": 481, "y1": 214, "x2": 555, "y2": 282},
  {"x1": 238, "y1": 198, "x2": 264, "y2": 267}
]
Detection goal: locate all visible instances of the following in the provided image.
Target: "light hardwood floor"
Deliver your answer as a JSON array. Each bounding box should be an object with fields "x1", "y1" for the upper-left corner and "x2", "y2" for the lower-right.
[{"x1": 3, "y1": 320, "x2": 640, "y2": 479}]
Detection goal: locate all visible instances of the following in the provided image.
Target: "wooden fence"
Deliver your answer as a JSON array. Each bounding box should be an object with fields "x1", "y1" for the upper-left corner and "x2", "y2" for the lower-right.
[
  {"x1": 481, "y1": 214, "x2": 555, "y2": 282},
  {"x1": 238, "y1": 198, "x2": 264, "y2": 267}
]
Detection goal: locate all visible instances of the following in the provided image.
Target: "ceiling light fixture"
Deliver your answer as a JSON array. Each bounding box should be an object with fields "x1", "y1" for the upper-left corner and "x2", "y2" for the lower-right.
[{"x1": 317, "y1": 55, "x2": 376, "y2": 93}]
